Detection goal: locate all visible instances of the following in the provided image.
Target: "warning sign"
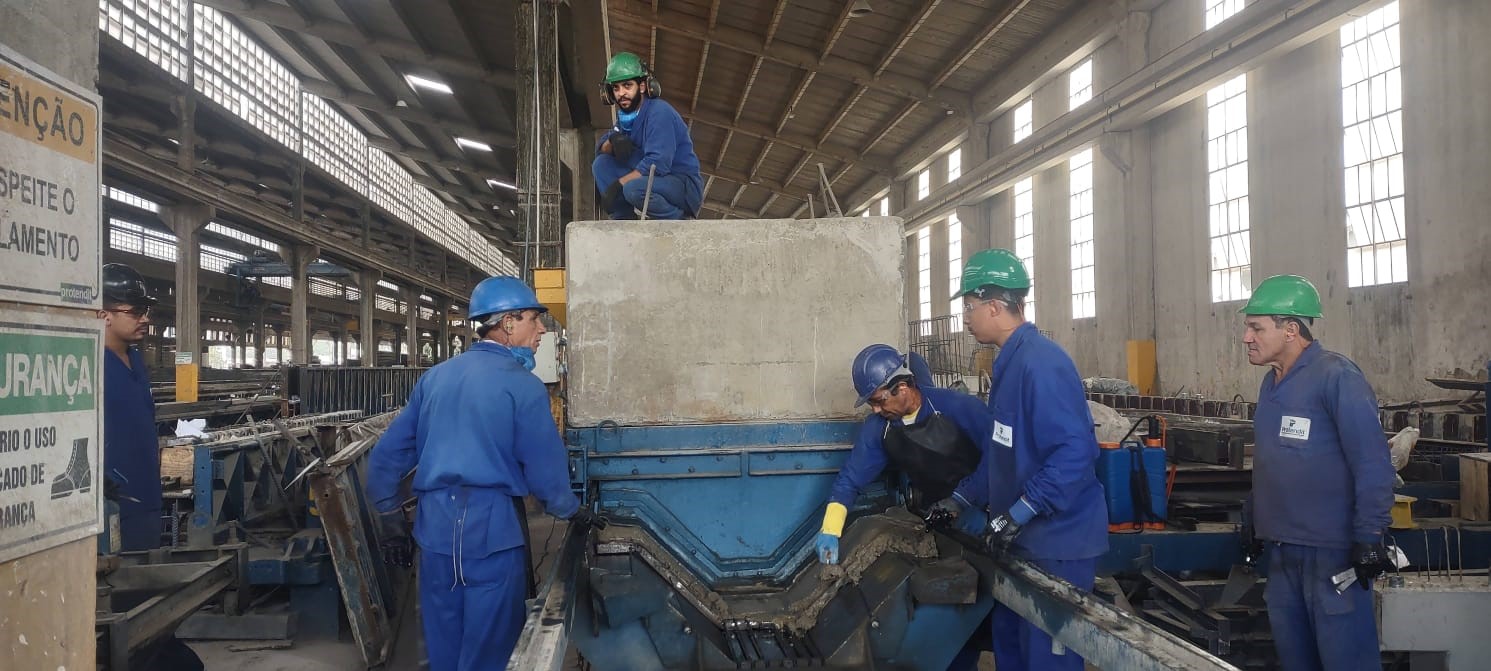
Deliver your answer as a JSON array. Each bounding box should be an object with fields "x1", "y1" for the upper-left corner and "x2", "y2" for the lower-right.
[
  {"x1": 0, "y1": 316, "x2": 102, "y2": 563},
  {"x1": 0, "y1": 45, "x2": 101, "y2": 309}
]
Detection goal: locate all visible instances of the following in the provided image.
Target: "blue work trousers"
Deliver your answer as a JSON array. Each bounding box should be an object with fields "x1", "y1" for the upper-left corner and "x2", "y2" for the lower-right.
[
  {"x1": 990, "y1": 557, "x2": 1095, "y2": 671},
  {"x1": 1265, "y1": 542, "x2": 1380, "y2": 671},
  {"x1": 420, "y1": 546, "x2": 528, "y2": 671},
  {"x1": 592, "y1": 154, "x2": 699, "y2": 220}
]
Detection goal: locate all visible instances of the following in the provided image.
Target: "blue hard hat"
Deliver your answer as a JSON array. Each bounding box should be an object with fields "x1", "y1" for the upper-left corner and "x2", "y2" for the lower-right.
[
  {"x1": 907, "y1": 351, "x2": 935, "y2": 388},
  {"x1": 852, "y1": 344, "x2": 913, "y2": 407},
  {"x1": 468, "y1": 276, "x2": 547, "y2": 320}
]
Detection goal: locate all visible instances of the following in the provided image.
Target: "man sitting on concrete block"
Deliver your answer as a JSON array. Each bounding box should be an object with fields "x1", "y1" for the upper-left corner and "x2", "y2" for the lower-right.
[{"x1": 592, "y1": 52, "x2": 703, "y2": 220}]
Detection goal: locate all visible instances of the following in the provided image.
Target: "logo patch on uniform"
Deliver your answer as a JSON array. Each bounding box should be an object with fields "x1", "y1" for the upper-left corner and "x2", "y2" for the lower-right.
[
  {"x1": 993, "y1": 421, "x2": 1013, "y2": 447},
  {"x1": 1279, "y1": 416, "x2": 1312, "y2": 440}
]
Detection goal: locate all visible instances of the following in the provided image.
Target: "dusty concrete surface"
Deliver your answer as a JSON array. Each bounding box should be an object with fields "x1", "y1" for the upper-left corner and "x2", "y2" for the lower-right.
[{"x1": 566, "y1": 218, "x2": 906, "y2": 426}]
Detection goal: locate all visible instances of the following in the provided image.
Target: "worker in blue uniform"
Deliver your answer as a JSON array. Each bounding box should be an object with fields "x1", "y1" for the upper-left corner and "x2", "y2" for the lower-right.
[
  {"x1": 99, "y1": 263, "x2": 163, "y2": 552},
  {"x1": 815, "y1": 345, "x2": 990, "y2": 565},
  {"x1": 592, "y1": 52, "x2": 703, "y2": 220},
  {"x1": 944, "y1": 248, "x2": 1109, "y2": 671},
  {"x1": 1241, "y1": 275, "x2": 1394, "y2": 671},
  {"x1": 367, "y1": 276, "x2": 605, "y2": 670},
  {"x1": 99, "y1": 263, "x2": 205, "y2": 670}
]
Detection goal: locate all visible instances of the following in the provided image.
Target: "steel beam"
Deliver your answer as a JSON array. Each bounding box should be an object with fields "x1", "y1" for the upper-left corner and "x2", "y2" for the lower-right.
[
  {"x1": 192, "y1": 0, "x2": 515, "y2": 89},
  {"x1": 507, "y1": 521, "x2": 587, "y2": 671},
  {"x1": 609, "y1": 0, "x2": 969, "y2": 116},
  {"x1": 982, "y1": 551, "x2": 1238, "y2": 670},
  {"x1": 884, "y1": 0, "x2": 1384, "y2": 228},
  {"x1": 301, "y1": 78, "x2": 515, "y2": 150}
]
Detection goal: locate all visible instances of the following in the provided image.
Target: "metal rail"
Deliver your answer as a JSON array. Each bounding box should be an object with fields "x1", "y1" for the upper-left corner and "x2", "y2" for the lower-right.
[
  {"x1": 507, "y1": 520, "x2": 589, "y2": 671},
  {"x1": 979, "y1": 548, "x2": 1239, "y2": 670}
]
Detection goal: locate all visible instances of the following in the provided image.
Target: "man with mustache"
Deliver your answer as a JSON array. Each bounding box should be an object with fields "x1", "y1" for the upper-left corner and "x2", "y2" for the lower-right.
[
  {"x1": 1240, "y1": 274, "x2": 1393, "y2": 671},
  {"x1": 592, "y1": 52, "x2": 703, "y2": 220}
]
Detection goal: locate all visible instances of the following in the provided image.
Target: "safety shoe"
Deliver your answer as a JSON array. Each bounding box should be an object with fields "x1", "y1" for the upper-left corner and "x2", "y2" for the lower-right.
[{"x1": 51, "y1": 438, "x2": 91, "y2": 499}]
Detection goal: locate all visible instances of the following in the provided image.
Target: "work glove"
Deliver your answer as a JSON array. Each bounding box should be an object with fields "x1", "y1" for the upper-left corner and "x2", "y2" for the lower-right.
[
  {"x1": 1239, "y1": 522, "x2": 1265, "y2": 566},
  {"x1": 922, "y1": 496, "x2": 965, "y2": 529},
  {"x1": 601, "y1": 181, "x2": 624, "y2": 212},
  {"x1": 568, "y1": 507, "x2": 610, "y2": 531},
  {"x1": 1350, "y1": 539, "x2": 1392, "y2": 590},
  {"x1": 956, "y1": 507, "x2": 990, "y2": 537},
  {"x1": 609, "y1": 132, "x2": 636, "y2": 161},
  {"x1": 377, "y1": 510, "x2": 415, "y2": 569},
  {"x1": 984, "y1": 498, "x2": 1037, "y2": 553},
  {"x1": 815, "y1": 532, "x2": 840, "y2": 565}
]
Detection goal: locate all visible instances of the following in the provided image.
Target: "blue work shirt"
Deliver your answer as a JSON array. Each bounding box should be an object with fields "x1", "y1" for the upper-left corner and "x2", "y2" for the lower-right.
[
  {"x1": 598, "y1": 98, "x2": 703, "y2": 188},
  {"x1": 103, "y1": 346, "x2": 162, "y2": 551},
  {"x1": 957, "y1": 323, "x2": 1109, "y2": 561},
  {"x1": 829, "y1": 387, "x2": 991, "y2": 507},
  {"x1": 1252, "y1": 341, "x2": 1393, "y2": 549},
  {"x1": 367, "y1": 341, "x2": 580, "y2": 559}
]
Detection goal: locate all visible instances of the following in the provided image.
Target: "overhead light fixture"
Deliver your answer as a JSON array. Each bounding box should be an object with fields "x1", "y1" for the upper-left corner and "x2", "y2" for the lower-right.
[
  {"x1": 849, "y1": 0, "x2": 873, "y2": 18},
  {"x1": 456, "y1": 137, "x2": 493, "y2": 152},
  {"x1": 487, "y1": 178, "x2": 518, "y2": 191},
  {"x1": 394, "y1": 99, "x2": 409, "y2": 108},
  {"x1": 405, "y1": 74, "x2": 453, "y2": 95}
]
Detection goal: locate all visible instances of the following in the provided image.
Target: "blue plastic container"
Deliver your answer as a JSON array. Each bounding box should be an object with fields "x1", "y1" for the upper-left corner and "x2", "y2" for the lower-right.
[{"x1": 1096, "y1": 440, "x2": 1168, "y2": 530}]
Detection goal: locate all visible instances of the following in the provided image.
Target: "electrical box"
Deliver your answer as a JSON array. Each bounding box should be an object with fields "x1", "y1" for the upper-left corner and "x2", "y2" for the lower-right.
[{"x1": 533, "y1": 331, "x2": 559, "y2": 384}]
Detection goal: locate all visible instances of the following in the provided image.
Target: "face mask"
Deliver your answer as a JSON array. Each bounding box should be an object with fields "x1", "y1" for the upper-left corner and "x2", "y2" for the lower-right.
[
  {"x1": 510, "y1": 346, "x2": 537, "y2": 371},
  {"x1": 617, "y1": 106, "x2": 639, "y2": 132}
]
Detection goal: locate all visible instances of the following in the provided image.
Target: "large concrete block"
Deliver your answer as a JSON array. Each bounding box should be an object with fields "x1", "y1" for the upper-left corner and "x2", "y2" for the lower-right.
[{"x1": 567, "y1": 218, "x2": 906, "y2": 426}]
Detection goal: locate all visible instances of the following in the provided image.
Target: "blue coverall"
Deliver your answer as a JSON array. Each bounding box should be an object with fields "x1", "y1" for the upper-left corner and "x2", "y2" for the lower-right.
[
  {"x1": 103, "y1": 346, "x2": 162, "y2": 552},
  {"x1": 367, "y1": 342, "x2": 581, "y2": 671},
  {"x1": 592, "y1": 97, "x2": 703, "y2": 220},
  {"x1": 1252, "y1": 341, "x2": 1393, "y2": 671},
  {"x1": 955, "y1": 322, "x2": 1108, "y2": 671}
]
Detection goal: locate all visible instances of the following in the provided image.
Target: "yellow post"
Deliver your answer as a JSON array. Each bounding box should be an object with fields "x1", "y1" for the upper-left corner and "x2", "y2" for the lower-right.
[
  {"x1": 533, "y1": 268, "x2": 567, "y2": 328},
  {"x1": 175, "y1": 352, "x2": 199, "y2": 403},
  {"x1": 1126, "y1": 340, "x2": 1156, "y2": 395}
]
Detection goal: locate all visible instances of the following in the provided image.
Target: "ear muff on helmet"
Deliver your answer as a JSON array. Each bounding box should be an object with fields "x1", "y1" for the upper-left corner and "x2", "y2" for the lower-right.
[{"x1": 600, "y1": 61, "x2": 661, "y2": 105}]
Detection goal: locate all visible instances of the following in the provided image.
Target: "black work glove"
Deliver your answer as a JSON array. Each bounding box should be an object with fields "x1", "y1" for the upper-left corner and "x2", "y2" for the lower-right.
[
  {"x1": 568, "y1": 507, "x2": 609, "y2": 531},
  {"x1": 1351, "y1": 539, "x2": 1392, "y2": 589},
  {"x1": 984, "y1": 512, "x2": 1023, "y2": 552},
  {"x1": 609, "y1": 132, "x2": 635, "y2": 161},
  {"x1": 922, "y1": 496, "x2": 964, "y2": 529},
  {"x1": 377, "y1": 510, "x2": 415, "y2": 568},
  {"x1": 601, "y1": 181, "x2": 624, "y2": 211},
  {"x1": 1239, "y1": 523, "x2": 1264, "y2": 566}
]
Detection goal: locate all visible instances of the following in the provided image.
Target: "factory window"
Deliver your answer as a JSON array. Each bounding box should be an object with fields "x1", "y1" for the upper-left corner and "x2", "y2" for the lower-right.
[
  {"x1": 106, "y1": 186, "x2": 161, "y2": 213},
  {"x1": 109, "y1": 218, "x2": 178, "y2": 263},
  {"x1": 1204, "y1": 0, "x2": 1246, "y2": 30},
  {"x1": 879, "y1": 198, "x2": 890, "y2": 217},
  {"x1": 947, "y1": 149, "x2": 962, "y2": 182},
  {"x1": 301, "y1": 93, "x2": 367, "y2": 195},
  {"x1": 1013, "y1": 178, "x2": 1036, "y2": 323},
  {"x1": 1069, "y1": 59, "x2": 1093, "y2": 110},
  {"x1": 201, "y1": 245, "x2": 246, "y2": 274},
  {"x1": 1342, "y1": 2, "x2": 1405, "y2": 287},
  {"x1": 917, "y1": 227, "x2": 932, "y2": 322},
  {"x1": 376, "y1": 295, "x2": 401, "y2": 315},
  {"x1": 261, "y1": 275, "x2": 291, "y2": 289},
  {"x1": 378, "y1": 340, "x2": 394, "y2": 353},
  {"x1": 368, "y1": 150, "x2": 413, "y2": 224},
  {"x1": 917, "y1": 170, "x2": 930, "y2": 201},
  {"x1": 1207, "y1": 74, "x2": 1252, "y2": 303},
  {"x1": 192, "y1": 4, "x2": 298, "y2": 151},
  {"x1": 1069, "y1": 149, "x2": 1096, "y2": 319},
  {"x1": 1013, "y1": 99, "x2": 1033, "y2": 143},
  {"x1": 205, "y1": 222, "x2": 280, "y2": 254},
  {"x1": 947, "y1": 215, "x2": 963, "y2": 329},
  {"x1": 100, "y1": 0, "x2": 188, "y2": 82}
]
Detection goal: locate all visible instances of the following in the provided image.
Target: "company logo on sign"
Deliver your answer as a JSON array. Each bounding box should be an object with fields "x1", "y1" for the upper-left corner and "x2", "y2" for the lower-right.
[
  {"x1": 1279, "y1": 416, "x2": 1312, "y2": 441},
  {"x1": 58, "y1": 283, "x2": 92, "y2": 304}
]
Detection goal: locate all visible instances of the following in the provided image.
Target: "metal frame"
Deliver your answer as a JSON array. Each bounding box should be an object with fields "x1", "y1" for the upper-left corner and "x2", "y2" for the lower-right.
[{"x1": 97, "y1": 545, "x2": 247, "y2": 670}]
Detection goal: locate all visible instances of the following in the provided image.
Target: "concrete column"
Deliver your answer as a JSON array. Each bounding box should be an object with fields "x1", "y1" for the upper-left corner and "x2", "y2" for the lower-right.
[
  {"x1": 563, "y1": 127, "x2": 597, "y2": 224},
  {"x1": 403, "y1": 287, "x2": 420, "y2": 366},
  {"x1": 288, "y1": 244, "x2": 318, "y2": 364},
  {"x1": 359, "y1": 271, "x2": 378, "y2": 366},
  {"x1": 517, "y1": 0, "x2": 563, "y2": 271},
  {"x1": 164, "y1": 203, "x2": 213, "y2": 363},
  {"x1": 253, "y1": 307, "x2": 266, "y2": 367},
  {"x1": 437, "y1": 296, "x2": 452, "y2": 362}
]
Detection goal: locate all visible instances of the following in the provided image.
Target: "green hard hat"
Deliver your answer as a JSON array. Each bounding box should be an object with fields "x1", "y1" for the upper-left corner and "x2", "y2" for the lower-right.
[
  {"x1": 1239, "y1": 274, "x2": 1323, "y2": 318},
  {"x1": 604, "y1": 52, "x2": 647, "y2": 84},
  {"x1": 953, "y1": 248, "x2": 1031, "y2": 298}
]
